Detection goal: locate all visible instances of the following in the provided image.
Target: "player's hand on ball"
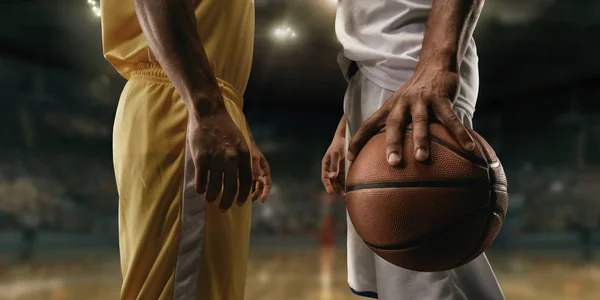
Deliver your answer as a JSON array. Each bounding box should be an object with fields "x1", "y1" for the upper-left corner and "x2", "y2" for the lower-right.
[
  {"x1": 321, "y1": 135, "x2": 346, "y2": 196},
  {"x1": 188, "y1": 106, "x2": 253, "y2": 211},
  {"x1": 347, "y1": 66, "x2": 475, "y2": 166},
  {"x1": 249, "y1": 140, "x2": 272, "y2": 203}
]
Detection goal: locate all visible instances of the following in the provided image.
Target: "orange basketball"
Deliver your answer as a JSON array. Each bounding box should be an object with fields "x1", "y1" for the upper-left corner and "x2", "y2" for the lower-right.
[{"x1": 345, "y1": 123, "x2": 508, "y2": 272}]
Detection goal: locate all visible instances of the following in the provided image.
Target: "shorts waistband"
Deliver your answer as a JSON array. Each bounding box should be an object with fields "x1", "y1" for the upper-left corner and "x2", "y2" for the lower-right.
[{"x1": 130, "y1": 62, "x2": 244, "y2": 108}]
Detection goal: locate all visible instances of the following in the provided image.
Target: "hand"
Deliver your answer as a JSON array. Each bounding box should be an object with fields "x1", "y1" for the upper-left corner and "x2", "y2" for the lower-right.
[
  {"x1": 347, "y1": 65, "x2": 475, "y2": 166},
  {"x1": 321, "y1": 135, "x2": 346, "y2": 196},
  {"x1": 188, "y1": 107, "x2": 252, "y2": 211},
  {"x1": 249, "y1": 140, "x2": 272, "y2": 203}
]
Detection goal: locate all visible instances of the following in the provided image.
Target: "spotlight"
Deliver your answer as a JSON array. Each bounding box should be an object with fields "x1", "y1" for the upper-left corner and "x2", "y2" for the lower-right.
[
  {"x1": 87, "y1": 0, "x2": 101, "y2": 18},
  {"x1": 272, "y1": 25, "x2": 298, "y2": 42}
]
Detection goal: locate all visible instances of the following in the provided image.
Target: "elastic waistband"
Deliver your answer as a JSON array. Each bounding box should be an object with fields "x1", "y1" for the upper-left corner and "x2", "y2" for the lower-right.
[{"x1": 130, "y1": 62, "x2": 244, "y2": 108}]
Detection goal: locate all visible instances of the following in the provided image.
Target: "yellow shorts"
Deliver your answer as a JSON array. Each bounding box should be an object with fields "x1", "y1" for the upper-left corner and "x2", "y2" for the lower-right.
[{"x1": 113, "y1": 65, "x2": 253, "y2": 300}]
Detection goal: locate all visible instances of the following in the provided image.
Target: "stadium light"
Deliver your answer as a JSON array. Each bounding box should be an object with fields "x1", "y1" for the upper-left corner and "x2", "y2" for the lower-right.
[
  {"x1": 272, "y1": 25, "x2": 297, "y2": 41},
  {"x1": 87, "y1": 0, "x2": 101, "y2": 17}
]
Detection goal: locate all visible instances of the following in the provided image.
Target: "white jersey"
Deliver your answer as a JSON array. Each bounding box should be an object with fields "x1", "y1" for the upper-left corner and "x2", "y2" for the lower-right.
[
  {"x1": 336, "y1": 1, "x2": 504, "y2": 299},
  {"x1": 342, "y1": 71, "x2": 504, "y2": 300},
  {"x1": 335, "y1": 0, "x2": 479, "y2": 116}
]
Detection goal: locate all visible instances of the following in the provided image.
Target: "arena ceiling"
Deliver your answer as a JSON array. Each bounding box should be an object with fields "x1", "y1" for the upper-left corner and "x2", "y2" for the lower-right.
[{"x1": 1, "y1": 0, "x2": 599, "y2": 115}]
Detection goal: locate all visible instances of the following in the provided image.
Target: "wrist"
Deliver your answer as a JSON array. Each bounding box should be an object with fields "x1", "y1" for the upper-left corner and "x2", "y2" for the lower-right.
[
  {"x1": 335, "y1": 115, "x2": 347, "y2": 138},
  {"x1": 418, "y1": 47, "x2": 458, "y2": 72},
  {"x1": 189, "y1": 91, "x2": 226, "y2": 120}
]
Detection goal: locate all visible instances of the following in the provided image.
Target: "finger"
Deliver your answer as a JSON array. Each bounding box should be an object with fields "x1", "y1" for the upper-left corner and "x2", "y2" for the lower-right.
[
  {"x1": 194, "y1": 155, "x2": 209, "y2": 194},
  {"x1": 261, "y1": 175, "x2": 272, "y2": 203},
  {"x1": 433, "y1": 98, "x2": 475, "y2": 151},
  {"x1": 328, "y1": 151, "x2": 341, "y2": 178},
  {"x1": 338, "y1": 159, "x2": 346, "y2": 196},
  {"x1": 322, "y1": 177, "x2": 335, "y2": 195},
  {"x1": 205, "y1": 166, "x2": 223, "y2": 203},
  {"x1": 332, "y1": 180, "x2": 344, "y2": 196},
  {"x1": 251, "y1": 155, "x2": 262, "y2": 181},
  {"x1": 385, "y1": 103, "x2": 408, "y2": 167},
  {"x1": 220, "y1": 152, "x2": 238, "y2": 211},
  {"x1": 411, "y1": 103, "x2": 430, "y2": 162},
  {"x1": 321, "y1": 156, "x2": 335, "y2": 195},
  {"x1": 250, "y1": 154, "x2": 262, "y2": 202},
  {"x1": 235, "y1": 148, "x2": 253, "y2": 207},
  {"x1": 252, "y1": 180, "x2": 263, "y2": 202},
  {"x1": 258, "y1": 158, "x2": 272, "y2": 203},
  {"x1": 347, "y1": 110, "x2": 386, "y2": 161}
]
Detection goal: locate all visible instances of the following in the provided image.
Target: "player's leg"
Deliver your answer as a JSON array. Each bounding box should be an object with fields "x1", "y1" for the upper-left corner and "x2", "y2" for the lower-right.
[
  {"x1": 344, "y1": 69, "x2": 380, "y2": 297},
  {"x1": 114, "y1": 68, "x2": 253, "y2": 300},
  {"x1": 195, "y1": 83, "x2": 253, "y2": 300},
  {"x1": 113, "y1": 68, "x2": 189, "y2": 300}
]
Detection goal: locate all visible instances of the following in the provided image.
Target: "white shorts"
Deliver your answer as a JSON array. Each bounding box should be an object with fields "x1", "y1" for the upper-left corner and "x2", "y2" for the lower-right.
[{"x1": 342, "y1": 70, "x2": 505, "y2": 300}]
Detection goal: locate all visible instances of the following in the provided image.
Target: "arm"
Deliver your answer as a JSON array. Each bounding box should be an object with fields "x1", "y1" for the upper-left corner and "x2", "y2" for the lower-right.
[
  {"x1": 347, "y1": 0, "x2": 485, "y2": 164},
  {"x1": 334, "y1": 115, "x2": 346, "y2": 139},
  {"x1": 133, "y1": 0, "x2": 224, "y2": 118},
  {"x1": 133, "y1": 0, "x2": 253, "y2": 209},
  {"x1": 418, "y1": 0, "x2": 485, "y2": 72}
]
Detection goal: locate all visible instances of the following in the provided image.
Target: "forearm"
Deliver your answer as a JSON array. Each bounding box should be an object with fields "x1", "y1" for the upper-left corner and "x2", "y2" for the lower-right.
[
  {"x1": 243, "y1": 117, "x2": 256, "y2": 144},
  {"x1": 335, "y1": 115, "x2": 346, "y2": 138},
  {"x1": 133, "y1": 0, "x2": 223, "y2": 118},
  {"x1": 419, "y1": 0, "x2": 485, "y2": 71}
]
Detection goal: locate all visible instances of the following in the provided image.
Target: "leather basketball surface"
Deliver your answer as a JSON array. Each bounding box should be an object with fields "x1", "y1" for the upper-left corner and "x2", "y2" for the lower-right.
[{"x1": 346, "y1": 123, "x2": 508, "y2": 272}]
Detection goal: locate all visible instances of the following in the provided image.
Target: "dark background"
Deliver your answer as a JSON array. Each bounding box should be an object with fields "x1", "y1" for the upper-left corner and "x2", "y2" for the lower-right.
[
  {"x1": 1, "y1": 0, "x2": 599, "y2": 237},
  {"x1": 1, "y1": 1, "x2": 600, "y2": 299}
]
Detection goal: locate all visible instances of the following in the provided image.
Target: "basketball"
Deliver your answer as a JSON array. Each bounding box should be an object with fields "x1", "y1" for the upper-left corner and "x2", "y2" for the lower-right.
[{"x1": 345, "y1": 123, "x2": 508, "y2": 272}]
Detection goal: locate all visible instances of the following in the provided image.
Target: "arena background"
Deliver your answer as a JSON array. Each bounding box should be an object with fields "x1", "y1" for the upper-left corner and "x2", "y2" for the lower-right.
[{"x1": 1, "y1": 0, "x2": 600, "y2": 299}]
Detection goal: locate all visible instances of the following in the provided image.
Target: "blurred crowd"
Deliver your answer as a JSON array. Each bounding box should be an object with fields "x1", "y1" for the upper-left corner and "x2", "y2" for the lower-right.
[
  {"x1": 0, "y1": 151, "x2": 117, "y2": 234},
  {"x1": 1, "y1": 148, "x2": 600, "y2": 241}
]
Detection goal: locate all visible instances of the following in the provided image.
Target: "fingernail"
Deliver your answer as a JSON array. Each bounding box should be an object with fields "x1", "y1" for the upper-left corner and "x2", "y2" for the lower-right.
[
  {"x1": 329, "y1": 172, "x2": 336, "y2": 178},
  {"x1": 465, "y1": 141, "x2": 475, "y2": 151},
  {"x1": 388, "y1": 152, "x2": 400, "y2": 165},
  {"x1": 416, "y1": 148, "x2": 428, "y2": 160}
]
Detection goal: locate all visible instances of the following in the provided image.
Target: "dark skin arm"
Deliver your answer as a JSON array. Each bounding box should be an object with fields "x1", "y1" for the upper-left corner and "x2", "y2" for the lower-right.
[
  {"x1": 133, "y1": 0, "x2": 252, "y2": 210},
  {"x1": 347, "y1": 0, "x2": 485, "y2": 165}
]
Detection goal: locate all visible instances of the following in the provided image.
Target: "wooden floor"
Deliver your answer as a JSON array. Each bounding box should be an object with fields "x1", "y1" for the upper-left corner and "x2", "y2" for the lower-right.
[{"x1": 1, "y1": 248, "x2": 600, "y2": 300}]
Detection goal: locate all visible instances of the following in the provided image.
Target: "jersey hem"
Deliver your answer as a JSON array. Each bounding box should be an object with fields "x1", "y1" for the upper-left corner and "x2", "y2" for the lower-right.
[{"x1": 350, "y1": 287, "x2": 379, "y2": 299}]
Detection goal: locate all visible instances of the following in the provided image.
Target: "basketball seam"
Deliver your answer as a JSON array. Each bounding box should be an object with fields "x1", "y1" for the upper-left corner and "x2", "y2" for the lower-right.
[
  {"x1": 346, "y1": 181, "x2": 487, "y2": 192},
  {"x1": 346, "y1": 183, "x2": 507, "y2": 192},
  {"x1": 362, "y1": 206, "x2": 491, "y2": 251},
  {"x1": 376, "y1": 129, "x2": 488, "y2": 168},
  {"x1": 451, "y1": 135, "x2": 501, "y2": 269}
]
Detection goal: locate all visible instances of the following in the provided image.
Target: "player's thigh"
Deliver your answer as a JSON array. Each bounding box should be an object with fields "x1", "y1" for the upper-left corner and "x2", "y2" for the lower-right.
[
  {"x1": 196, "y1": 203, "x2": 251, "y2": 300},
  {"x1": 374, "y1": 256, "x2": 467, "y2": 300},
  {"x1": 114, "y1": 78, "x2": 188, "y2": 300},
  {"x1": 195, "y1": 95, "x2": 253, "y2": 300}
]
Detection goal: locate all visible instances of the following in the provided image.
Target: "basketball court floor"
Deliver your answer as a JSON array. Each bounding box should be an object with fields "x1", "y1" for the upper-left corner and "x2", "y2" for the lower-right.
[{"x1": 1, "y1": 246, "x2": 599, "y2": 300}]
